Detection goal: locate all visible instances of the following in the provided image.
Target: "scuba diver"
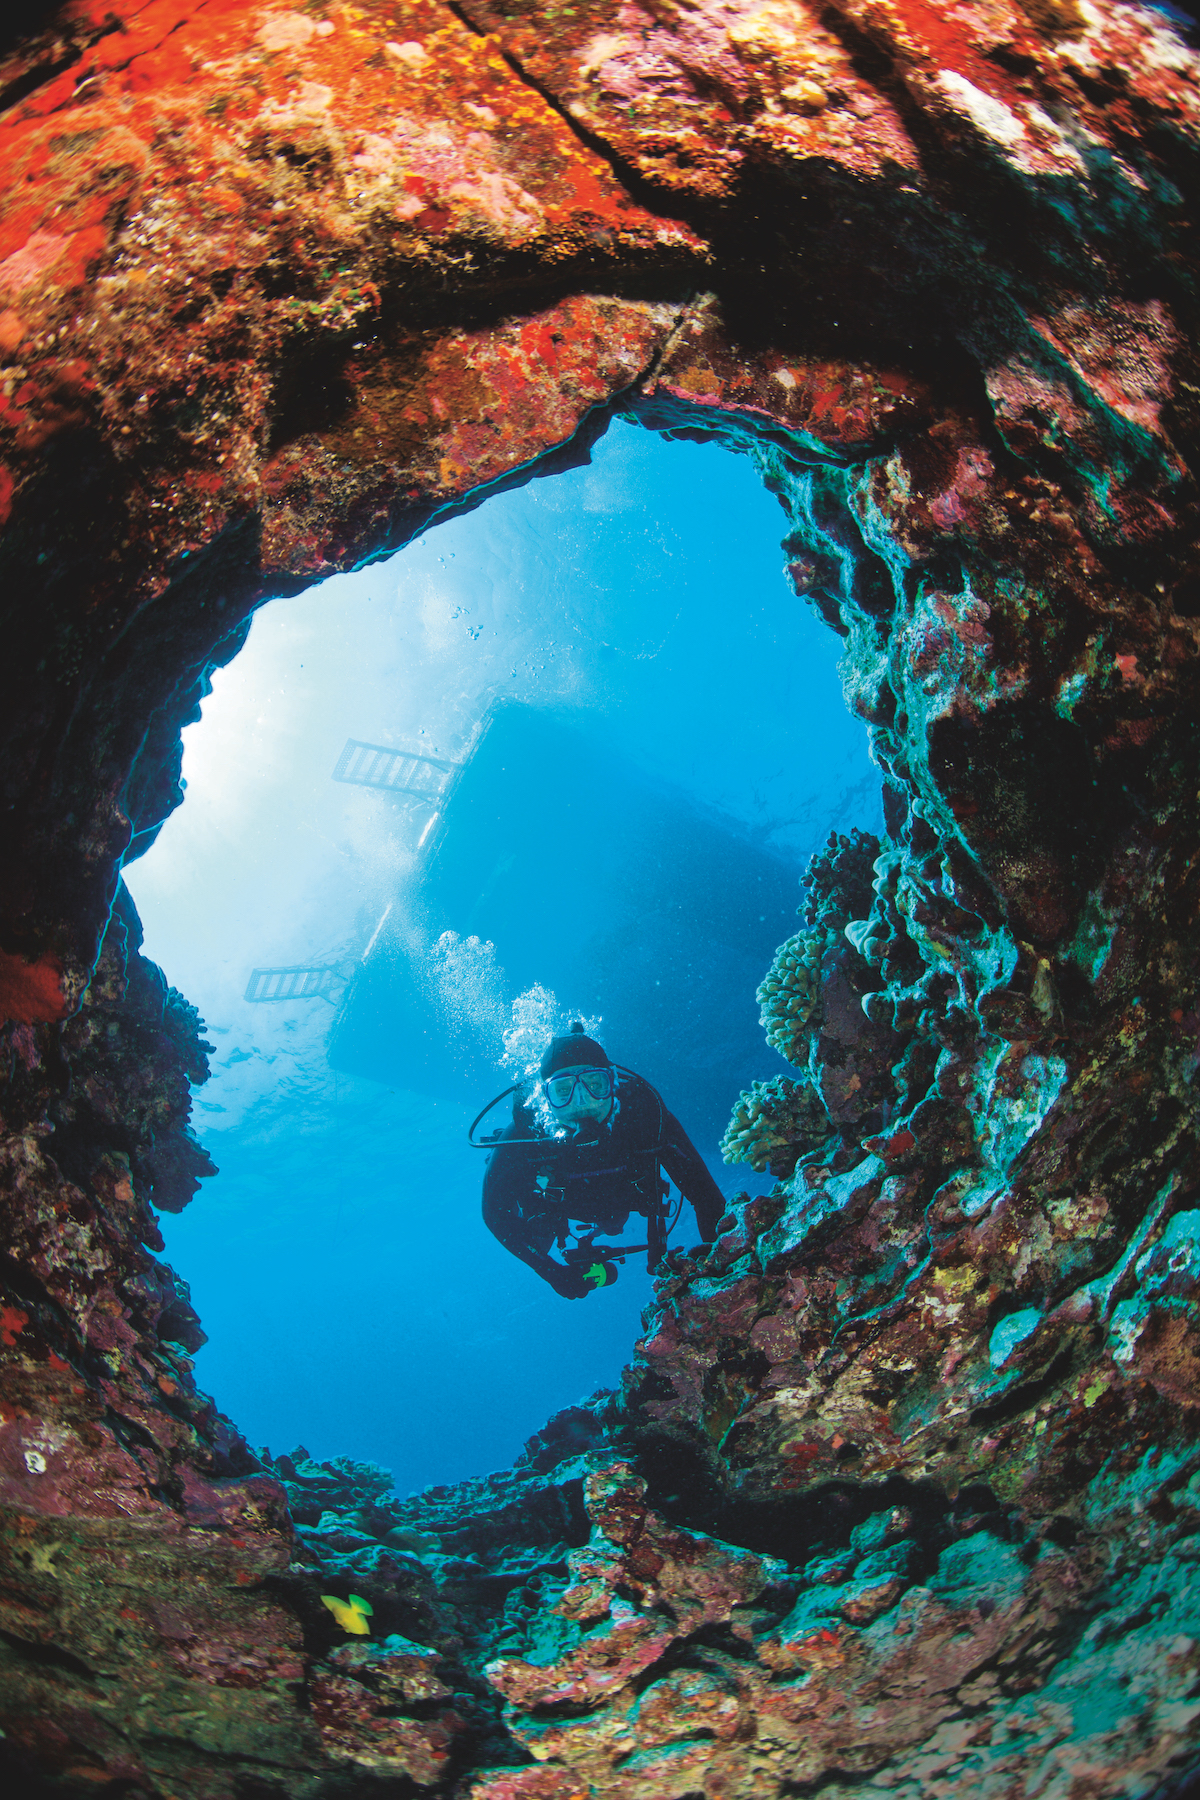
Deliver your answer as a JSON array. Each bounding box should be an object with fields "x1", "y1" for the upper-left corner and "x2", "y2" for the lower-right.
[{"x1": 473, "y1": 1022, "x2": 727, "y2": 1298}]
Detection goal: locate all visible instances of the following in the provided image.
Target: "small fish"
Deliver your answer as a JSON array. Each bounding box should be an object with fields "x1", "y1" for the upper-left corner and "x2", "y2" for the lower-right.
[{"x1": 321, "y1": 1592, "x2": 374, "y2": 1635}]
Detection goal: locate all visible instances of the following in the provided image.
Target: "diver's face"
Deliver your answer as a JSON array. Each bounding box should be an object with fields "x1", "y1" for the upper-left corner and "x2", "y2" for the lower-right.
[{"x1": 544, "y1": 1064, "x2": 614, "y2": 1128}]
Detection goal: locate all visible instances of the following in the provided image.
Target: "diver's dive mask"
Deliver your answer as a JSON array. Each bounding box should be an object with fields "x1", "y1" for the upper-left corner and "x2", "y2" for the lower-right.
[{"x1": 545, "y1": 1067, "x2": 614, "y2": 1109}]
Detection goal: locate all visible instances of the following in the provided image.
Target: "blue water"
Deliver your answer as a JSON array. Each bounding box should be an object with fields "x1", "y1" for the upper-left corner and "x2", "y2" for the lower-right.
[{"x1": 123, "y1": 420, "x2": 880, "y2": 1495}]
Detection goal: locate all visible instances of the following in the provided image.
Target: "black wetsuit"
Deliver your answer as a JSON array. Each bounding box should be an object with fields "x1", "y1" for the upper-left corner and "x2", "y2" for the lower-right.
[{"x1": 482, "y1": 1072, "x2": 726, "y2": 1293}]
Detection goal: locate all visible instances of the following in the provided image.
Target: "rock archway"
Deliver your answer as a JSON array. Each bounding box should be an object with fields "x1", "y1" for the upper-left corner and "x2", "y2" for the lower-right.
[{"x1": 2, "y1": 2, "x2": 1200, "y2": 1795}]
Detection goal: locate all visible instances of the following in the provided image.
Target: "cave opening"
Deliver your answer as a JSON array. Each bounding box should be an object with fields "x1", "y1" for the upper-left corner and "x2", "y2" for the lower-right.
[
  {"x1": 6, "y1": 0, "x2": 1200, "y2": 1787},
  {"x1": 120, "y1": 416, "x2": 883, "y2": 1497}
]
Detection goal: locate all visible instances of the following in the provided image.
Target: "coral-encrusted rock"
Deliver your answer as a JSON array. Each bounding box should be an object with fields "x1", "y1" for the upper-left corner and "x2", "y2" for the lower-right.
[
  {"x1": 803, "y1": 829, "x2": 882, "y2": 931},
  {"x1": 445, "y1": 1447, "x2": 1200, "y2": 1799},
  {"x1": 0, "y1": 0, "x2": 1196, "y2": 1005},
  {"x1": 466, "y1": 1461, "x2": 786, "y2": 1791},
  {"x1": 0, "y1": 0, "x2": 702, "y2": 1007},
  {"x1": 310, "y1": 1639, "x2": 468, "y2": 1779},
  {"x1": 485, "y1": 1463, "x2": 786, "y2": 1707},
  {"x1": 0, "y1": 884, "x2": 229, "y2": 1503}
]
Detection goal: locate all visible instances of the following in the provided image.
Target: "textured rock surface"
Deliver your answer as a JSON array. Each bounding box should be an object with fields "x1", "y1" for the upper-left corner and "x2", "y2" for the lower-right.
[{"x1": 3, "y1": 0, "x2": 1200, "y2": 1794}]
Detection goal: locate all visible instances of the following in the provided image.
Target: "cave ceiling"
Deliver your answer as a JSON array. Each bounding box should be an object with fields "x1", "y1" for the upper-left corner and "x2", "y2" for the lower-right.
[{"x1": 2, "y1": 1, "x2": 1200, "y2": 1796}]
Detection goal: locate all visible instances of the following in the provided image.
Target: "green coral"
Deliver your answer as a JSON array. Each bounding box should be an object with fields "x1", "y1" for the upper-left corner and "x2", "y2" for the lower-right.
[
  {"x1": 756, "y1": 927, "x2": 827, "y2": 1064},
  {"x1": 721, "y1": 1075, "x2": 831, "y2": 1176}
]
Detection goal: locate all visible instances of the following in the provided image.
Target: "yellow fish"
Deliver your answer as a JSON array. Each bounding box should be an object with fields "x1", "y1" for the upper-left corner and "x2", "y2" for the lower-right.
[{"x1": 321, "y1": 1592, "x2": 373, "y2": 1635}]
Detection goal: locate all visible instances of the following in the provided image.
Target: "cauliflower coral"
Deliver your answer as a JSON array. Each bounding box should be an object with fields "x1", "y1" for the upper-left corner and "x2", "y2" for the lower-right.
[
  {"x1": 755, "y1": 927, "x2": 828, "y2": 1065},
  {"x1": 721, "y1": 1074, "x2": 831, "y2": 1176}
]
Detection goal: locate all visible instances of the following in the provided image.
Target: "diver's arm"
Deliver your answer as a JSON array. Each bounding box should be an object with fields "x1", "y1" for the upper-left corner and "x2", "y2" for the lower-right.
[
  {"x1": 657, "y1": 1108, "x2": 727, "y2": 1243},
  {"x1": 481, "y1": 1152, "x2": 588, "y2": 1296}
]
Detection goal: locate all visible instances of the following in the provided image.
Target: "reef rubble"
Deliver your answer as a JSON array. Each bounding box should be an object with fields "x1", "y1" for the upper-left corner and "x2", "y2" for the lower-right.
[{"x1": 3, "y1": 0, "x2": 1200, "y2": 1795}]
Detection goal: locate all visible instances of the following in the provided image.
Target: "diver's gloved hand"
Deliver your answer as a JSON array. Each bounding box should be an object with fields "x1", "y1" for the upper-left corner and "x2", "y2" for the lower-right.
[
  {"x1": 547, "y1": 1262, "x2": 593, "y2": 1299},
  {"x1": 547, "y1": 1258, "x2": 619, "y2": 1298}
]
